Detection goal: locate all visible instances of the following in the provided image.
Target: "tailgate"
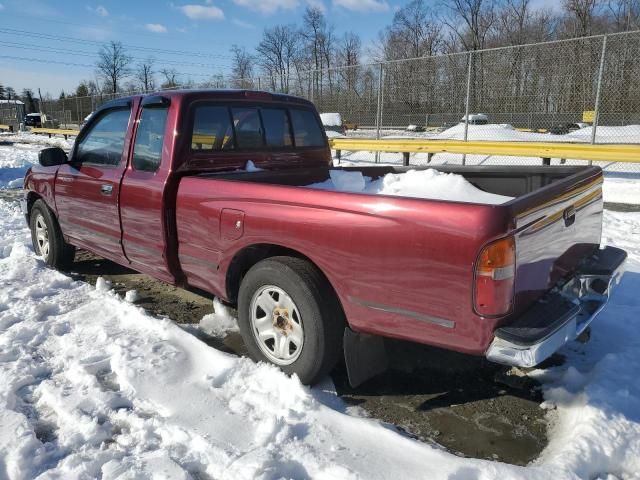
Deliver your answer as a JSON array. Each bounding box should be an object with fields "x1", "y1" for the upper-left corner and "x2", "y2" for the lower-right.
[{"x1": 510, "y1": 169, "x2": 604, "y2": 316}]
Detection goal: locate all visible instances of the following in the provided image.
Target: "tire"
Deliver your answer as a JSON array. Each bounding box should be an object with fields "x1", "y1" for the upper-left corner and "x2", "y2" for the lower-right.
[
  {"x1": 237, "y1": 256, "x2": 345, "y2": 385},
  {"x1": 29, "y1": 199, "x2": 75, "y2": 270}
]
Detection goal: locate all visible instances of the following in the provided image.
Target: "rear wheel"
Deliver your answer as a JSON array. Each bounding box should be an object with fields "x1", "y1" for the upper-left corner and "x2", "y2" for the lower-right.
[
  {"x1": 29, "y1": 199, "x2": 75, "y2": 269},
  {"x1": 237, "y1": 256, "x2": 345, "y2": 385}
]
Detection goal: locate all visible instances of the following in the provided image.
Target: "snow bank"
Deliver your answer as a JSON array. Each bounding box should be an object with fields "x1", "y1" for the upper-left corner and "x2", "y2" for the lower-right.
[
  {"x1": 320, "y1": 112, "x2": 342, "y2": 127},
  {"x1": 566, "y1": 125, "x2": 640, "y2": 144},
  {"x1": 0, "y1": 132, "x2": 74, "y2": 189},
  {"x1": 308, "y1": 168, "x2": 514, "y2": 205},
  {"x1": 0, "y1": 144, "x2": 38, "y2": 189}
]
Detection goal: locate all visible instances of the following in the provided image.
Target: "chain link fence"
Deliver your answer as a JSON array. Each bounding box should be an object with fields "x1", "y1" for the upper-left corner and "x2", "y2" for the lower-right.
[{"x1": 24, "y1": 30, "x2": 640, "y2": 171}]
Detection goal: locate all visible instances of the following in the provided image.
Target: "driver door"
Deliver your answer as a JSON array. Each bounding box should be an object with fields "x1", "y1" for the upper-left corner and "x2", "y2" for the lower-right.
[{"x1": 54, "y1": 102, "x2": 134, "y2": 261}]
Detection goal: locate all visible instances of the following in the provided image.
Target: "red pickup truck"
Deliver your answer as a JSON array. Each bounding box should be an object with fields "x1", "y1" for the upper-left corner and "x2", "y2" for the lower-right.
[{"x1": 23, "y1": 90, "x2": 626, "y2": 386}]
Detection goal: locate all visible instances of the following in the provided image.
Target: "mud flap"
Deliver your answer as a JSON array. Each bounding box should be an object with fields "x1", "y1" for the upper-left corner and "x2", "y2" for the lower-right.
[{"x1": 343, "y1": 328, "x2": 388, "y2": 387}]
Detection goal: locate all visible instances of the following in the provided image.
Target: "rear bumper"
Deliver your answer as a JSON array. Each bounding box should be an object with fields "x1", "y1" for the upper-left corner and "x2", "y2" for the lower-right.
[{"x1": 486, "y1": 246, "x2": 626, "y2": 368}]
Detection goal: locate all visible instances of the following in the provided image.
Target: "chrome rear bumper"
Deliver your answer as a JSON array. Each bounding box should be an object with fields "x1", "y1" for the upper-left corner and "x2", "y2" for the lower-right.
[{"x1": 486, "y1": 246, "x2": 626, "y2": 368}]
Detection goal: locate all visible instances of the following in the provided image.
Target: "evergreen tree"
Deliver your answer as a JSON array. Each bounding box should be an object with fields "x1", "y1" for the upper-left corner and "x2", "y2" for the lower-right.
[{"x1": 22, "y1": 89, "x2": 37, "y2": 113}]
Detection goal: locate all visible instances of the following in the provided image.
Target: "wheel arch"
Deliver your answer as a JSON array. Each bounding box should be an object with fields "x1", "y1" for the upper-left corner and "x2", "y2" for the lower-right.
[
  {"x1": 225, "y1": 243, "x2": 346, "y2": 318},
  {"x1": 25, "y1": 191, "x2": 44, "y2": 222}
]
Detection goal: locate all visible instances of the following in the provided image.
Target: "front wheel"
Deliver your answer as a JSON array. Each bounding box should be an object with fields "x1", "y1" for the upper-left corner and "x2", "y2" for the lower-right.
[
  {"x1": 237, "y1": 256, "x2": 345, "y2": 385},
  {"x1": 29, "y1": 199, "x2": 75, "y2": 269}
]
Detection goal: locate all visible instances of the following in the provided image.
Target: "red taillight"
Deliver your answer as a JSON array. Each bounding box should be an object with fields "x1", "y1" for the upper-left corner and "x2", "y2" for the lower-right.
[{"x1": 474, "y1": 237, "x2": 516, "y2": 317}]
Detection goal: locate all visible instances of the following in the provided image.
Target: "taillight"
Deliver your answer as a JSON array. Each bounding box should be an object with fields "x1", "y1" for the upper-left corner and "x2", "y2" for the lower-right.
[{"x1": 474, "y1": 236, "x2": 516, "y2": 317}]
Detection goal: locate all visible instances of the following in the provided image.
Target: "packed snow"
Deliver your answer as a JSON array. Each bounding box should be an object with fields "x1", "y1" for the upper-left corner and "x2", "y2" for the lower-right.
[
  {"x1": 307, "y1": 169, "x2": 514, "y2": 205},
  {"x1": 1, "y1": 197, "x2": 640, "y2": 478},
  {"x1": 198, "y1": 298, "x2": 239, "y2": 338}
]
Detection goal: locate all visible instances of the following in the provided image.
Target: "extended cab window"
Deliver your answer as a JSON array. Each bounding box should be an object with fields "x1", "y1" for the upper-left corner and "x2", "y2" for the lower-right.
[
  {"x1": 232, "y1": 107, "x2": 265, "y2": 149},
  {"x1": 75, "y1": 108, "x2": 131, "y2": 166},
  {"x1": 192, "y1": 106, "x2": 234, "y2": 151},
  {"x1": 290, "y1": 108, "x2": 325, "y2": 147},
  {"x1": 261, "y1": 108, "x2": 292, "y2": 148},
  {"x1": 133, "y1": 106, "x2": 169, "y2": 172}
]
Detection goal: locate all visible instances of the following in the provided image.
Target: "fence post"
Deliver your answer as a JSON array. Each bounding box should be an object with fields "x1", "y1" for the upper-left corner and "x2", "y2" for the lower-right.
[
  {"x1": 375, "y1": 63, "x2": 384, "y2": 164},
  {"x1": 591, "y1": 35, "x2": 608, "y2": 157},
  {"x1": 462, "y1": 51, "x2": 474, "y2": 166}
]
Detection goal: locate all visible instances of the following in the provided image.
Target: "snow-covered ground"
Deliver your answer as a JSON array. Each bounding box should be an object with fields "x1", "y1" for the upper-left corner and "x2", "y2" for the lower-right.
[
  {"x1": 0, "y1": 133, "x2": 72, "y2": 189},
  {"x1": 1, "y1": 132, "x2": 640, "y2": 477}
]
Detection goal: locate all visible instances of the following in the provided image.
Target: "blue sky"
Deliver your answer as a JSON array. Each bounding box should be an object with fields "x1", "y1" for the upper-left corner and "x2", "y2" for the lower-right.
[{"x1": 0, "y1": 0, "x2": 401, "y2": 96}]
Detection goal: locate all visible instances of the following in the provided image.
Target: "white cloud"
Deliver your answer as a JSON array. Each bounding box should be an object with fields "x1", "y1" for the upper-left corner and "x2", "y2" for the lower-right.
[
  {"x1": 179, "y1": 4, "x2": 225, "y2": 20},
  {"x1": 145, "y1": 23, "x2": 168, "y2": 33},
  {"x1": 232, "y1": 0, "x2": 298, "y2": 15},
  {"x1": 232, "y1": 18, "x2": 255, "y2": 29},
  {"x1": 333, "y1": 0, "x2": 388, "y2": 12},
  {"x1": 87, "y1": 5, "x2": 109, "y2": 17}
]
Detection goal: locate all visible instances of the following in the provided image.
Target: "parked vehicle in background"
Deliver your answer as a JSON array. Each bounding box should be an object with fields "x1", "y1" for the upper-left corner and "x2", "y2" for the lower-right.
[
  {"x1": 25, "y1": 113, "x2": 60, "y2": 129},
  {"x1": 22, "y1": 89, "x2": 626, "y2": 387},
  {"x1": 24, "y1": 113, "x2": 43, "y2": 128},
  {"x1": 549, "y1": 123, "x2": 588, "y2": 135},
  {"x1": 461, "y1": 113, "x2": 489, "y2": 125}
]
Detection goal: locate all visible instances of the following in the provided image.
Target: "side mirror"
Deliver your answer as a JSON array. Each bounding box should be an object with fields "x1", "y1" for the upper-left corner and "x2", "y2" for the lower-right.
[{"x1": 39, "y1": 147, "x2": 68, "y2": 167}]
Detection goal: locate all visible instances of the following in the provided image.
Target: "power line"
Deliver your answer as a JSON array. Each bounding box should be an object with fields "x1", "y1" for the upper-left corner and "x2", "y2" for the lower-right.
[
  {"x1": 0, "y1": 27, "x2": 234, "y2": 60},
  {"x1": 0, "y1": 40, "x2": 235, "y2": 69},
  {"x1": 0, "y1": 53, "x2": 232, "y2": 79},
  {"x1": 0, "y1": 54, "x2": 94, "y2": 68}
]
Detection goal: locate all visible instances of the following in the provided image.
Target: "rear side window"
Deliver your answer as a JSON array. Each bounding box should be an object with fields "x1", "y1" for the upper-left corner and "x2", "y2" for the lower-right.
[
  {"x1": 290, "y1": 109, "x2": 325, "y2": 147},
  {"x1": 192, "y1": 106, "x2": 234, "y2": 151},
  {"x1": 262, "y1": 108, "x2": 292, "y2": 148},
  {"x1": 132, "y1": 106, "x2": 169, "y2": 172},
  {"x1": 232, "y1": 107, "x2": 265, "y2": 149}
]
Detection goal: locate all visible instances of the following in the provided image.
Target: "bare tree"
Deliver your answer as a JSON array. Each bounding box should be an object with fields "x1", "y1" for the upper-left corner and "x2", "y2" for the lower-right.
[
  {"x1": 562, "y1": 0, "x2": 600, "y2": 36},
  {"x1": 160, "y1": 68, "x2": 180, "y2": 89},
  {"x1": 256, "y1": 24, "x2": 300, "y2": 92},
  {"x1": 607, "y1": 0, "x2": 640, "y2": 30},
  {"x1": 444, "y1": 0, "x2": 497, "y2": 51},
  {"x1": 96, "y1": 41, "x2": 133, "y2": 94},
  {"x1": 230, "y1": 45, "x2": 255, "y2": 88},
  {"x1": 136, "y1": 57, "x2": 156, "y2": 92},
  {"x1": 383, "y1": 0, "x2": 443, "y2": 59}
]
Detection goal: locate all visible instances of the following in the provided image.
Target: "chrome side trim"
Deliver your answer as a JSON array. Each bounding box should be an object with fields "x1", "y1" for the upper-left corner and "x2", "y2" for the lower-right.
[{"x1": 348, "y1": 296, "x2": 455, "y2": 329}]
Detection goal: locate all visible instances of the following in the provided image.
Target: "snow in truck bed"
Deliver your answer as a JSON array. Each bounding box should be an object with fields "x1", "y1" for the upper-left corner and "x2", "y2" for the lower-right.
[{"x1": 306, "y1": 169, "x2": 514, "y2": 205}]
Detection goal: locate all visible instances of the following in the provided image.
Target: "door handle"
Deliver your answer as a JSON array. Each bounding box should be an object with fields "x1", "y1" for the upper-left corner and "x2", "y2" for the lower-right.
[{"x1": 100, "y1": 184, "x2": 113, "y2": 196}]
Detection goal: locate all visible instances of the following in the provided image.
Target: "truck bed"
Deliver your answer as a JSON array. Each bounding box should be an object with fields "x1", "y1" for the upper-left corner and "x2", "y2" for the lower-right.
[{"x1": 176, "y1": 164, "x2": 603, "y2": 356}]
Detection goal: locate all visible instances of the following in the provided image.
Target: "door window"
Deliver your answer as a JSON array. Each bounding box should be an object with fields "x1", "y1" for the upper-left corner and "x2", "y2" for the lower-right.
[
  {"x1": 75, "y1": 108, "x2": 131, "y2": 166},
  {"x1": 132, "y1": 106, "x2": 169, "y2": 172}
]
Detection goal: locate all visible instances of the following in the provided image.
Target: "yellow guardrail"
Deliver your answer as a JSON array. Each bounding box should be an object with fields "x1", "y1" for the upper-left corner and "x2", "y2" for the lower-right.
[
  {"x1": 329, "y1": 138, "x2": 640, "y2": 164},
  {"x1": 32, "y1": 128, "x2": 80, "y2": 138},
  {"x1": 0, "y1": 124, "x2": 13, "y2": 132}
]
